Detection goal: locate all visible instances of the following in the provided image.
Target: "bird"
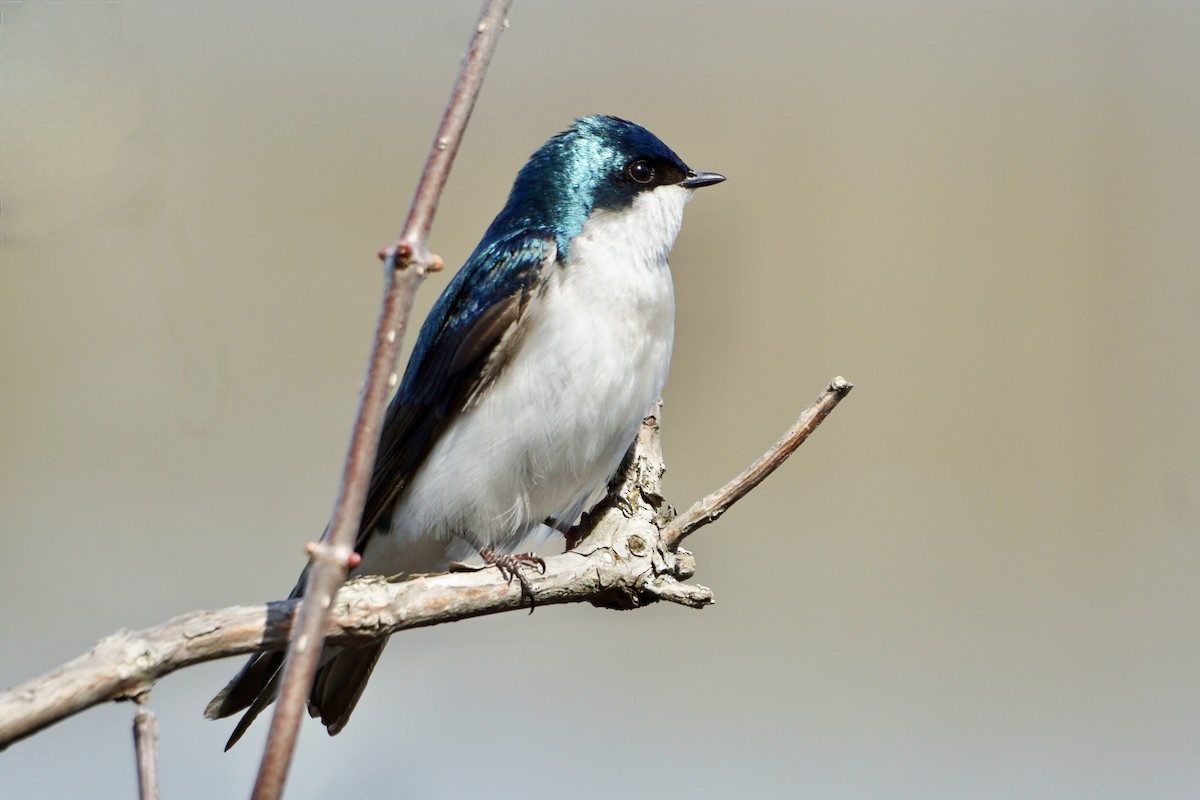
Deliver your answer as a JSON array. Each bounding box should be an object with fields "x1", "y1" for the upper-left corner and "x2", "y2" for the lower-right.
[{"x1": 204, "y1": 115, "x2": 724, "y2": 748}]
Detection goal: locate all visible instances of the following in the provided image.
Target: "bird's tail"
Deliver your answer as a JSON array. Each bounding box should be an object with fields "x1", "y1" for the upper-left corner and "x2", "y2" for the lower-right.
[
  {"x1": 310, "y1": 641, "x2": 388, "y2": 735},
  {"x1": 203, "y1": 649, "x2": 286, "y2": 750},
  {"x1": 204, "y1": 640, "x2": 388, "y2": 750},
  {"x1": 203, "y1": 563, "x2": 388, "y2": 749}
]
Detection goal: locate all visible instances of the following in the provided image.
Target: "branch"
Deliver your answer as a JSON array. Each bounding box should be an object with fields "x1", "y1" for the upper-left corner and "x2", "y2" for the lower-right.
[
  {"x1": 663, "y1": 376, "x2": 853, "y2": 549},
  {"x1": 251, "y1": 2, "x2": 512, "y2": 798},
  {"x1": 133, "y1": 707, "x2": 160, "y2": 800},
  {"x1": 0, "y1": 554, "x2": 701, "y2": 752},
  {"x1": 0, "y1": 381, "x2": 851, "y2": 751}
]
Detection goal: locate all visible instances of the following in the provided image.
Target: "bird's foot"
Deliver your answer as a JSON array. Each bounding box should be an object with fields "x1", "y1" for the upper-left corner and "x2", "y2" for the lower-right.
[{"x1": 479, "y1": 547, "x2": 546, "y2": 612}]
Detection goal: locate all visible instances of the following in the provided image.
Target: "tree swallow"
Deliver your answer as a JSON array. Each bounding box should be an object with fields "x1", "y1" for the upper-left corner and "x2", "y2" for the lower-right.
[{"x1": 205, "y1": 115, "x2": 724, "y2": 747}]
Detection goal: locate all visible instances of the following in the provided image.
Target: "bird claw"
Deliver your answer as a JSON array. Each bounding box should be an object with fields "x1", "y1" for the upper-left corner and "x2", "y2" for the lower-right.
[{"x1": 479, "y1": 547, "x2": 546, "y2": 613}]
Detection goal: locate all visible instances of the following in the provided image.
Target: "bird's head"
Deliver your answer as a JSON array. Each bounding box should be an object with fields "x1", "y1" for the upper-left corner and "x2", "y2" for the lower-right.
[{"x1": 487, "y1": 115, "x2": 724, "y2": 256}]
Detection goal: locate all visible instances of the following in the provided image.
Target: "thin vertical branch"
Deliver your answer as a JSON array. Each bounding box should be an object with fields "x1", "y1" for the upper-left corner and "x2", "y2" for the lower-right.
[
  {"x1": 249, "y1": 2, "x2": 513, "y2": 798},
  {"x1": 398, "y1": 3, "x2": 511, "y2": 263},
  {"x1": 133, "y1": 707, "x2": 160, "y2": 800}
]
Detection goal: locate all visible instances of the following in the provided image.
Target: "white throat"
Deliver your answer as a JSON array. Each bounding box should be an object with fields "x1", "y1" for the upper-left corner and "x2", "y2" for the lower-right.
[{"x1": 572, "y1": 184, "x2": 693, "y2": 268}]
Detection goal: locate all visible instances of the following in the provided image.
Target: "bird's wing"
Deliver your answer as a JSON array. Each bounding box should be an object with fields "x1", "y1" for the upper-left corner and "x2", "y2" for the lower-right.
[
  {"x1": 355, "y1": 229, "x2": 557, "y2": 545},
  {"x1": 206, "y1": 232, "x2": 557, "y2": 744}
]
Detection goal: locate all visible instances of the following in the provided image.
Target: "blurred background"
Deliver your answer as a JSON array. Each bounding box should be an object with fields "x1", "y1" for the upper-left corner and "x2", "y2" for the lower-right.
[{"x1": 2, "y1": 1, "x2": 1198, "y2": 798}]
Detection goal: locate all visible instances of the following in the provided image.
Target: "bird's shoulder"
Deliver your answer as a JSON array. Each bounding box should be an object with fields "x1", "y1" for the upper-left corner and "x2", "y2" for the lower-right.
[{"x1": 400, "y1": 227, "x2": 557, "y2": 403}]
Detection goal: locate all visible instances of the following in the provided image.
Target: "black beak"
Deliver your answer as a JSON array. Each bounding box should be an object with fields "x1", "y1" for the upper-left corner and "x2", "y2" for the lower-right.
[{"x1": 679, "y1": 170, "x2": 726, "y2": 189}]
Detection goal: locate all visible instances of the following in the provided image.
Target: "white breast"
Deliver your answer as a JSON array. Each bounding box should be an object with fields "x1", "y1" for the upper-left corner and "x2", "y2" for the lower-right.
[{"x1": 367, "y1": 185, "x2": 692, "y2": 574}]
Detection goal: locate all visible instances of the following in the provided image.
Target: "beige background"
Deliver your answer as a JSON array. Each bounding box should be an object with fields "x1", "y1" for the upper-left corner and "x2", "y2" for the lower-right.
[{"x1": 3, "y1": 1, "x2": 1198, "y2": 798}]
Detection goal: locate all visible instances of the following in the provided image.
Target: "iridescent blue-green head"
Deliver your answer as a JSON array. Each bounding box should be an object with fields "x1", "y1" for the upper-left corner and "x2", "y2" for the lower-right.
[{"x1": 484, "y1": 115, "x2": 724, "y2": 256}]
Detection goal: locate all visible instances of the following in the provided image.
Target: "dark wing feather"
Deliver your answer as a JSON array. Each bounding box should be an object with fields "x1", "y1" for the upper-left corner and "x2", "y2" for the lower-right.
[
  {"x1": 355, "y1": 229, "x2": 556, "y2": 544},
  {"x1": 205, "y1": 229, "x2": 556, "y2": 747}
]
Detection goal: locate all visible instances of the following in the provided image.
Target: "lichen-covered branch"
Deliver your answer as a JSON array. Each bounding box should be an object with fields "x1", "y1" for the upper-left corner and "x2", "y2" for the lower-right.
[{"x1": 0, "y1": 535, "x2": 704, "y2": 751}]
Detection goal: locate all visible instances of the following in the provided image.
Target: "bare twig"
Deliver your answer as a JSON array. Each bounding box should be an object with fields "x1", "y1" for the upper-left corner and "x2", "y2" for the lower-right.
[
  {"x1": 396, "y1": 1, "x2": 511, "y2": 263},
  {"x1": 663, "y1": 377, "x2": 853, "y2": 549},
  {"x1": 0, "y1": 381, "x2": 852, "y2": 752},
  {"x1": 133, "y1": 707, "x2": 160, "y2": 800},
  {"x1": 250, "y1": 2, "x2": 512, "y2": 798}
]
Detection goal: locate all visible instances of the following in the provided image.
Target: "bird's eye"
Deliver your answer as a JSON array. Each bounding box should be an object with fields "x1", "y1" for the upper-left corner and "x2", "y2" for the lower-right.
[{"x1": 627, "y1": 160, "x2": 655, "y2": 184}]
